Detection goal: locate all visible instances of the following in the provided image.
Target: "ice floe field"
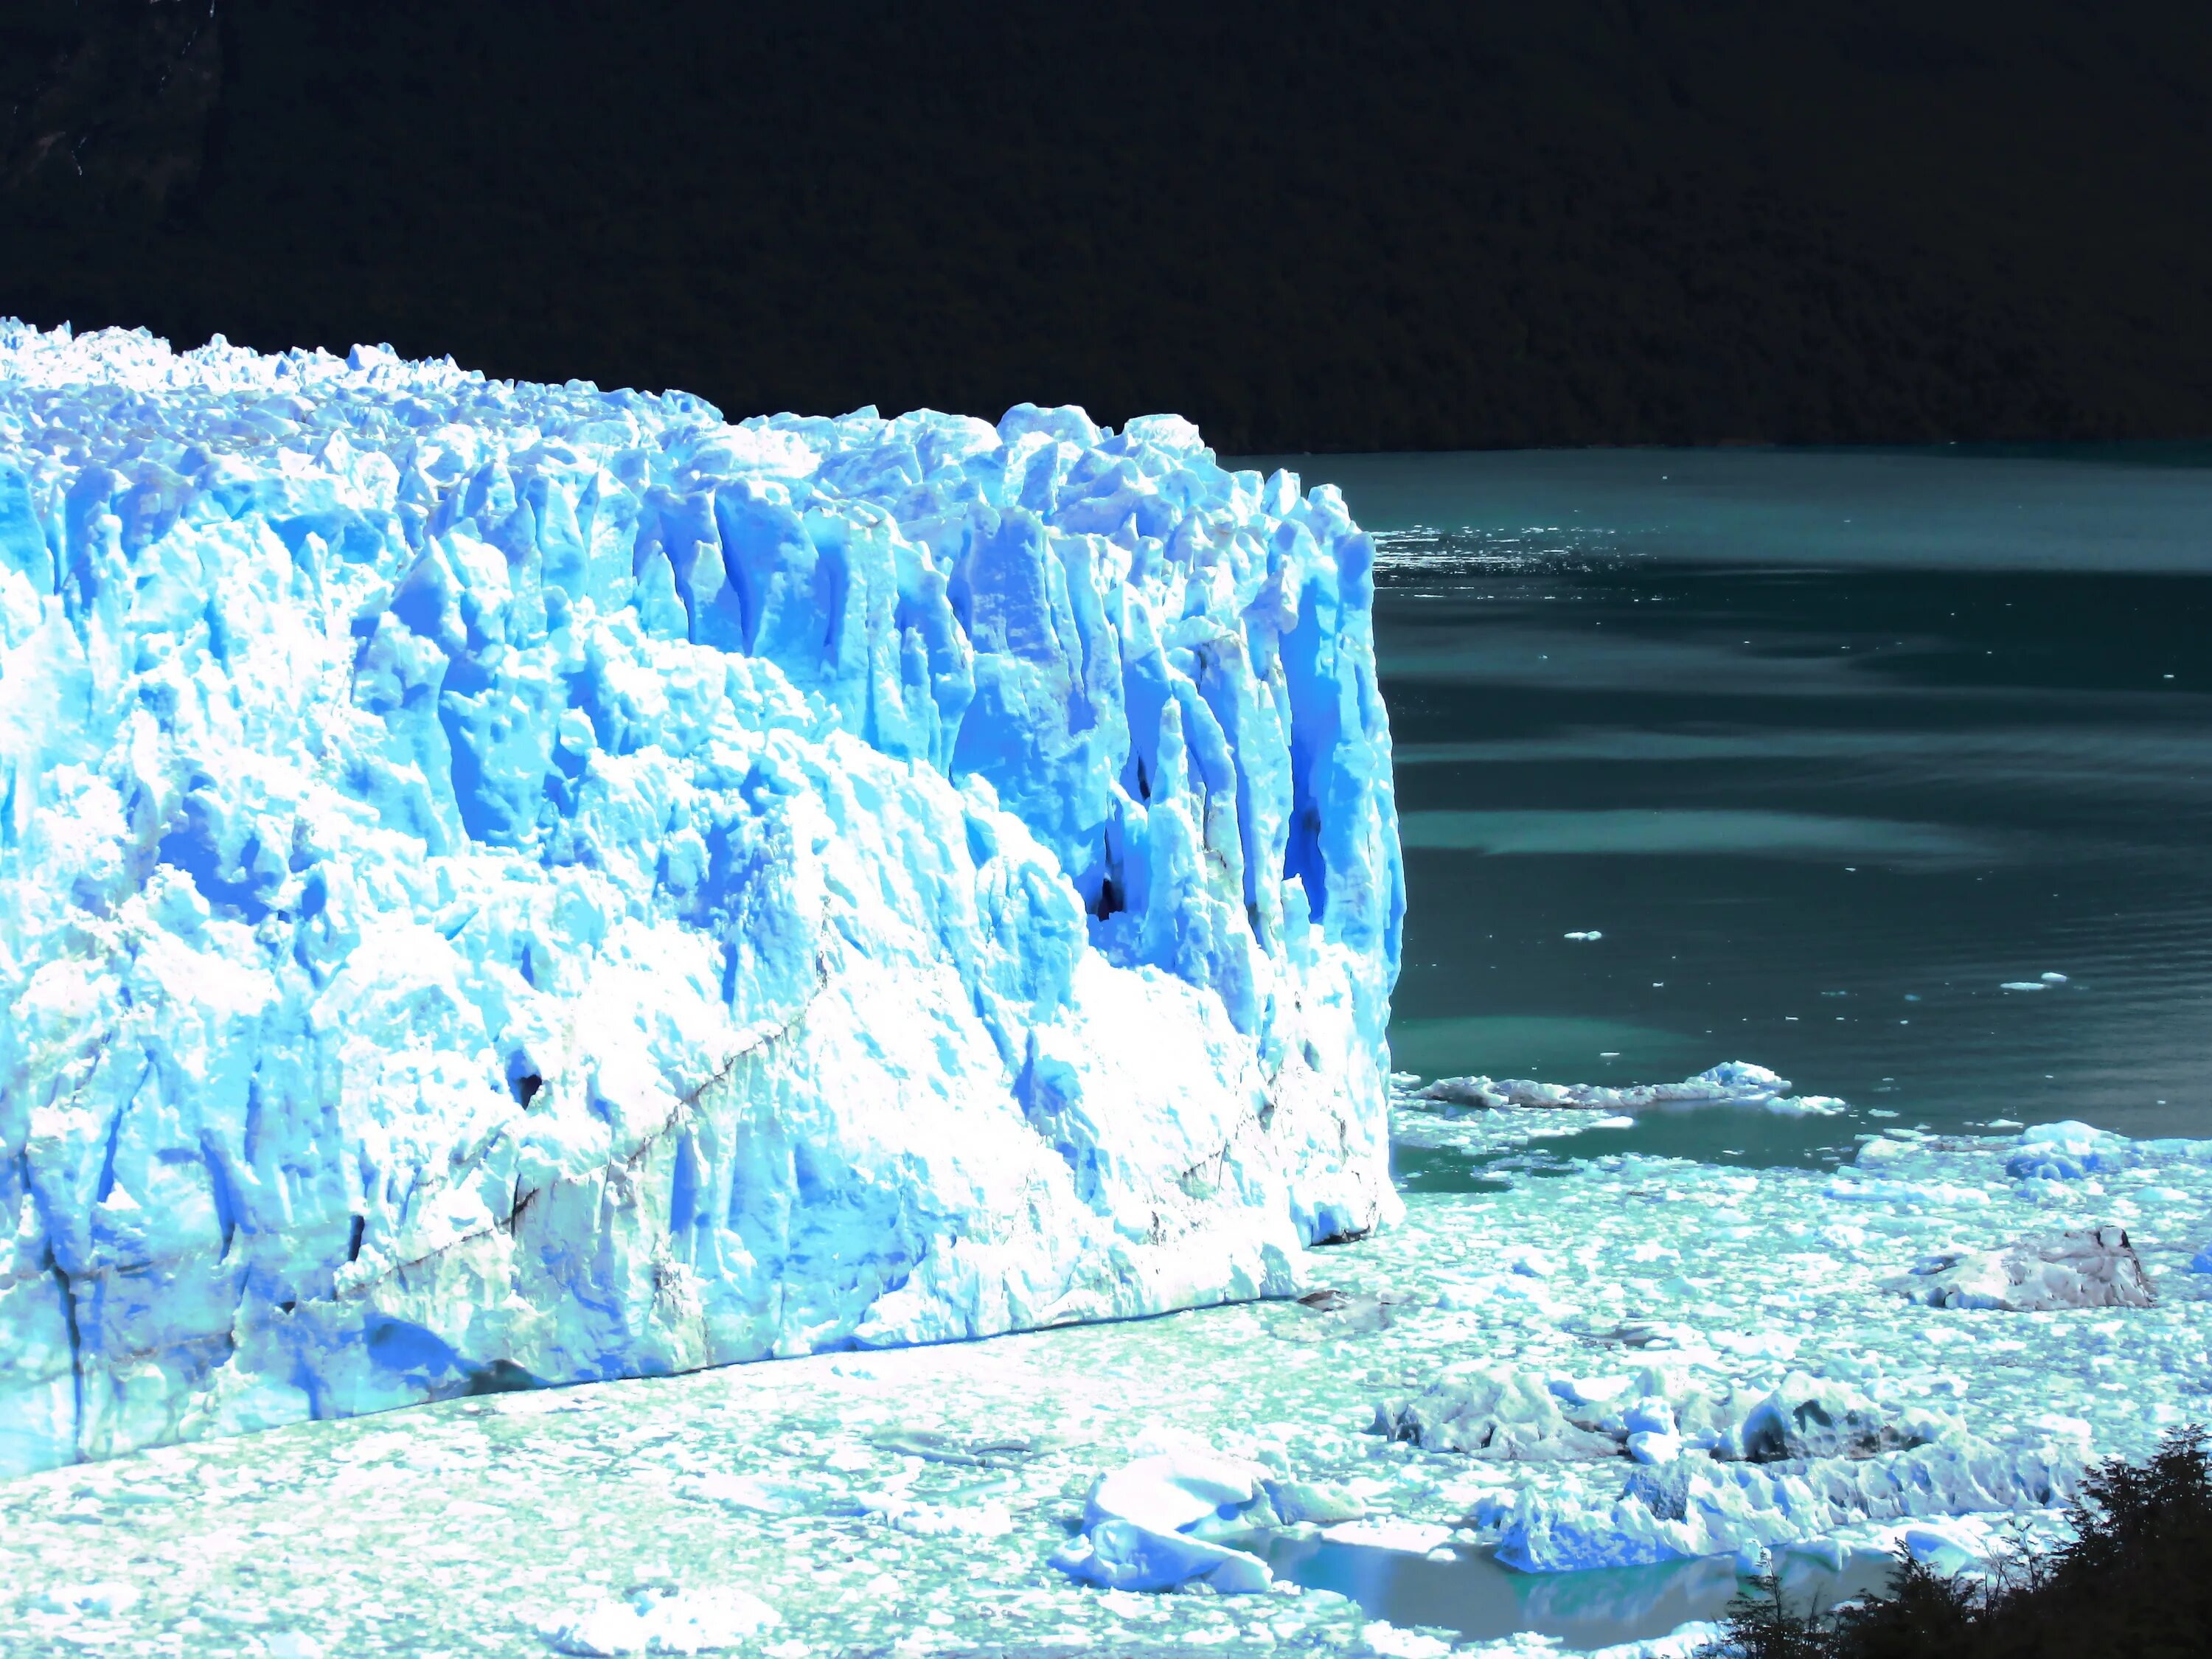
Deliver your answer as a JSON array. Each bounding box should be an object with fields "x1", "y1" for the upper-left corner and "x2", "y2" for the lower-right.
[{"x1": 4, "y1": 1096, "x2": 2207, "y2": 1658}]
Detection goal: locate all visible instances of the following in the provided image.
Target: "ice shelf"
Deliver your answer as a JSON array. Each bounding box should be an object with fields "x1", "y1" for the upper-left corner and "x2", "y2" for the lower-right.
[{"x1": 0, "y1": 321, "x2": 1403, "y2": 1475}]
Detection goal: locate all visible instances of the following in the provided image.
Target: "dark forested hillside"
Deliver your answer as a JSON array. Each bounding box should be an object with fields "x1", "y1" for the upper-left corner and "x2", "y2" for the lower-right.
[{"x1": 7, "y1": 1, "x2": 2211, "y2": 451}]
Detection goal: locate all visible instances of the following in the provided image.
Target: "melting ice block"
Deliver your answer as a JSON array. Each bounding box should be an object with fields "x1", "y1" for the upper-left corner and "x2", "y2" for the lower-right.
[
  {"x1": 0, "y1": 322, "x2": 1403, "y2": 1472},
  {"x1": 1906, "y1": 1227, "x2": 2154, "y2": 1311}
]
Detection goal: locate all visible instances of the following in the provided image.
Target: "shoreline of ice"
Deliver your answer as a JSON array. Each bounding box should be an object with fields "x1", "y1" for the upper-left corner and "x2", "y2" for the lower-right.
[{"x1": 2, "y1": 1109, "x2": 2203, "y2": 1655}]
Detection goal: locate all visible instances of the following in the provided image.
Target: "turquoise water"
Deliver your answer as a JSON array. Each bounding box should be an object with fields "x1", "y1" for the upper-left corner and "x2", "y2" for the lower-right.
[
  {"x1": 1248, "y1": 446, "x2": 2212, "y2": 1148},
  {"x1": 1246, "y1": 1534, "x2": 1896, "y2": 1650}
]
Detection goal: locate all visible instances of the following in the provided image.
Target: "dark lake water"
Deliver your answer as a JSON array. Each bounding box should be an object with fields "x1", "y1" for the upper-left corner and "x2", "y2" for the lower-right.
[{"x1": 1246, "y1": 446, "x2": 2212, "y2": 1150}]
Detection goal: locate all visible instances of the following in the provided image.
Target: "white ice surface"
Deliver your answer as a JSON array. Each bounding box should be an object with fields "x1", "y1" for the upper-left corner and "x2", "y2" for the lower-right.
[{"x1": 0, "y1": 321, "x2": 1403, "y2": 1475}]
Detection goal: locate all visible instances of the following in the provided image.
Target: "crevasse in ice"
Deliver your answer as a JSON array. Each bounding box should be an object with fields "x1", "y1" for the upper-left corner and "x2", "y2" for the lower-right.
[{"x1": 0, "y1": 322, "x2": 1403, "y2": 1475}]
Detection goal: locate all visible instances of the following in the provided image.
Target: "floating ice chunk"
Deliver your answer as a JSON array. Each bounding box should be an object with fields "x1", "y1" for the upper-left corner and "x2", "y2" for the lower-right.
[
  {"x1": 34, "y1": 1583, "x2": 142, "y2": 1617},
  {"x1": 675, "y1": 1472, "x2": 818, "y2": 1514},
  {"x1": 540, "y1": 1586, "x2": 780, "y2": 1656},
  {"x1": 1262, "y1": 1478, "x2": 1367, "y2": 1525},
  {"x1": 2000, "y1": 981, "x2": 2049, "y2": 991},
  {"x1": 1492, "y1": 1438, "x2": 2076, "y2": 1571},
  {"x1": 1410, "y1": 1061, "x2": 1843, "y2": 1118},
  {"x1": 1705, "y1": 1329, "x2": 1804, "y2": 1362},
  {"x1": 881, "y1": 1499, "x2": 1015, "y2": 1538},
  {"x1": 1550, "y1": 1374, "x2": 1634, "y2": 1407},
  {"x1": 1357, "y1": 1621, "x2": 1457, "y2": 1659},
  {"x1": 1051, "y1": 1447, "x2": 1275, "y2": 1593},
  {"x1": 1907, "y1": 1227, "x2": 2154, "y2": 1311},
  {"x1": 2006, "y1": 1121, "x2": 2138, "y2": 1180},
  {"x1": 2039, "y1": 972, "x2": 2069, "y2": 984},
  {"x1": 1767, "y1": 1093, "x2": 1848, "y2": 1117},
  {"x1": 1593, "y1": 1115, "x2": 1637, "y2": 1130},
  {"x1": 1825, "y1": 1167, "x2": 1994, "y2": 1208},
  {"x1": 1500, "y1": 1245, "x2": 1554, "y2": 1279},
  {"x1": 1585, "y1": 1622, "x2": 1728, "y2": 1659},
  {"x1": 1374, "y1": 1366, "x2": 1621, "y2": 1461},
  {"x1": 1739, "y1": 1372, "x2": 1952, "y2": 1462},
  {"x1": 1051, "y1": 1517, "x2": 1272, "y2": 1596},
  {"x1": 1085, "y1": 1450, "x2": 1264, "y2": 1538},
  {"x1": 1565, "y1": 931, "x2": 1604, "y2": 941}
]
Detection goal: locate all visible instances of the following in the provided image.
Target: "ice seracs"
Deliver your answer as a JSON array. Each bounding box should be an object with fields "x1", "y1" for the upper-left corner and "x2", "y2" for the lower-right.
[
  {"x1": 1376, "y1": 1362, "x2": 1957, "y2": 1473},
  {"x1": 0, "y1": 321, "x2": 1403, "y2": 1475}
]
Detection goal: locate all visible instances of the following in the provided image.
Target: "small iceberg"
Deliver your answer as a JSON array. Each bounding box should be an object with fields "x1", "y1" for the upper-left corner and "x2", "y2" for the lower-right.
[
  {"x1": 1049, "y1": 1447, "x2": 1275, "y2": 1593},
  {"x1": 1405, "y1": 1062, "x2": 1846, "y2": 1119}
]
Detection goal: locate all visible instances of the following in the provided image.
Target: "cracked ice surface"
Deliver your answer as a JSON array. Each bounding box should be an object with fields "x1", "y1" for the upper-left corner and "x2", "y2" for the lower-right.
[
  {"x1": 0, "y1": 321, "x2": 1403, "y2": 1476},
  {"x1": 2, "y1": 1126, "x2": 2208, "y2": 1657}
]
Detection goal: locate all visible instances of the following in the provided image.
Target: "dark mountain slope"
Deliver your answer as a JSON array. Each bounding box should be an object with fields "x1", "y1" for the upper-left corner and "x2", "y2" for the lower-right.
[{"x1": 7, "y1": 1, "x2": 2211, "y2": 451}]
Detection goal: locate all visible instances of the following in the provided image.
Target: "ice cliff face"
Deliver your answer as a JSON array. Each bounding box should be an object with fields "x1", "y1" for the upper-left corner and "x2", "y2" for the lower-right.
[{"x1": 0, "y1": 322, "x2": 1402, "y2": 1475}]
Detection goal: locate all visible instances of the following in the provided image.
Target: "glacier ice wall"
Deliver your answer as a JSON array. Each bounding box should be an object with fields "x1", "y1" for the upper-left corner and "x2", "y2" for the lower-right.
[{"x1": 0, "y1": 322, "x2": 1402, "y2": 1474}]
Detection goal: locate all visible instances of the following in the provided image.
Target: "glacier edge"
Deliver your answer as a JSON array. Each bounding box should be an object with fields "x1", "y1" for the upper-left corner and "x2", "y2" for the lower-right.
[{"x1": 0, "y1": 322, "x2": 1403, "y2": 1474}]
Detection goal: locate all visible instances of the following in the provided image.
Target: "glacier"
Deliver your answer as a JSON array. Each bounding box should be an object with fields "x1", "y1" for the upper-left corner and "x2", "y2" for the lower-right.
[{"x1": 0, "y1": 320, "x2": 1403, "y2": 1476}]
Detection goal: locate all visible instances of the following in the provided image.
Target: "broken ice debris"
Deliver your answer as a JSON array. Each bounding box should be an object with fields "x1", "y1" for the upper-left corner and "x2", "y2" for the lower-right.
[
  {"x1": 1374, "y1": 1367, "x2": 1621, "y2": 1461},
  {"x1": 1489, "y1": 1438, "x2": 2075, "y2": 1573},
  {"x1": 2005, "y1": 1121, "x2": 2136, "y2": 1181},
  {"x1": 1738, "y1": 1373, "x2": 1952, "y2": 1462},
  {"x1": 1906, "y1": 1228, "x2": 2154, "y2": 1312},
  {"x1": 1382, "y1": 1363, "x2": 1961, "y2": 1472},
  {"x1": 540, "y1": 1585, "x2": 780, "y2": 1657}
]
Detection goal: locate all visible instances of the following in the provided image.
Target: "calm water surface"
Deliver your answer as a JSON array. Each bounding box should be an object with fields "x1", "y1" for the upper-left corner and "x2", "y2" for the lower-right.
[
  {"x1": 1246, "y1": 1535, "x2": 1896, "y2": 1650},
  {"x1": 1248, "y1": 447, "x2": 2212, "y2": 1150}
]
